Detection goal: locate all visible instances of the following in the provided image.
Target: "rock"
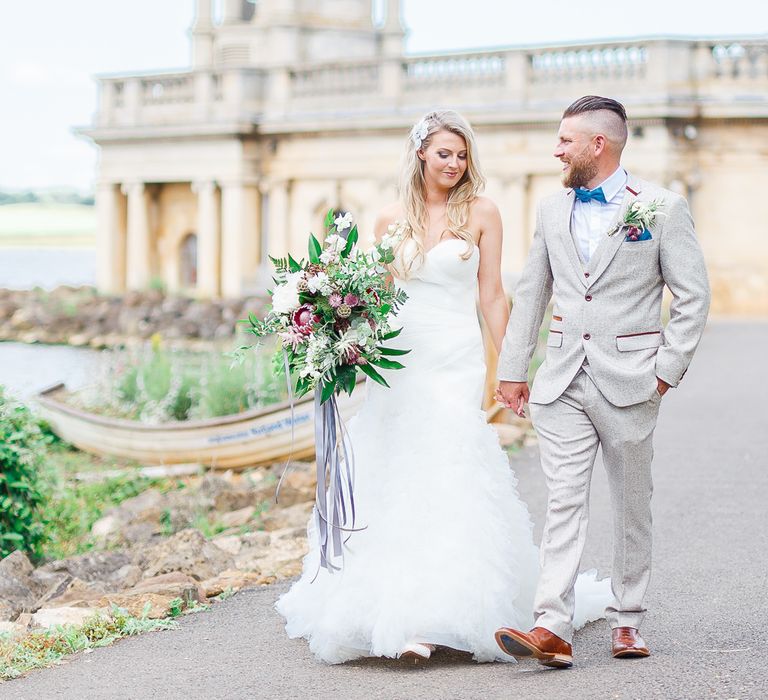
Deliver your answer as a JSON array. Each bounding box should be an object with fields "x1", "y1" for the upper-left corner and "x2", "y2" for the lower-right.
[
  {"x1": 201, "y1": 570, "x2": 267, "y2": 598},
  {"x1": 219, "y1": 506, "x2": 256, "y2": 529},
  {"x1": 0, "y1": 551, "x2": 47, "y2": 621},
  {"x1": 260, "y1": 501, "x2": 313, "y2": 532},
  {"x1": 31, "y1": 606, "x2": 105, "y2": 629},
  {"x1": 211, "y1": 535, "x2": 243, "y2": 556},
  {"x1": 39, "y1": 550, "x2": 133, "y2": 584},
  {"x1": 140, "y1": 529, "x2": 234, "y2": 581},
  {"x1": 199, "y1": 475, "x2": 257, "y2": 513},
  {"x1": 34, "y1": 576, "x2": 110, "y2": 609},
  {"x1": 274, "y1": 469, "x2": 316, "y2": 507},
  {"x1": 90, "y1": 514, "x2": 121, "y2": 542},
  {"x1": 92, "y1": 593, "x2": 175, "y2": 619},
  {"x1": 234, "y1": 530, "x2": 307, "y2": 577},
  {"x1": 121, "y1": 572, "x2": 205, "y2": 605}
]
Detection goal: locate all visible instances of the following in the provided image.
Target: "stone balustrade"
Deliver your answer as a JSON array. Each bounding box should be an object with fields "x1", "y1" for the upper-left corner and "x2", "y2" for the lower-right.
[{"x1": 91, "y1": 36, "x2": 768, "y2": 132}]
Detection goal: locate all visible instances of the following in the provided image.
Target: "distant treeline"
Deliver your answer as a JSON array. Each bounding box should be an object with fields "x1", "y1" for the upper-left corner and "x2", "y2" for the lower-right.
[{"x1": 0, "y1": 190, "x2": 95, "y2": 206}]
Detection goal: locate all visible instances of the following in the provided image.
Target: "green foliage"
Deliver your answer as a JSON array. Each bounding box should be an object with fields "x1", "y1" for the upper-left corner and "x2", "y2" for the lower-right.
[
  {"x1": 42, "y1": 464, "x2": 159, "y2": 560},
  {"x1": 0, "y1": 607, "x2": 177, "y2": 680},
  {"x1": 0, "y1": 388, "x2": 50, "y2": 560},
  {"x1": 75, "y1": 343, "x2": 286, "y2": 424}
]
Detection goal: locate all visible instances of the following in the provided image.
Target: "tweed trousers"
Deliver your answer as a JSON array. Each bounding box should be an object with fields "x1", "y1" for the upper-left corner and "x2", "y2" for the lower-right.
[{"x1": 529, "y1": 369, "x2": 661, "y2": 643}]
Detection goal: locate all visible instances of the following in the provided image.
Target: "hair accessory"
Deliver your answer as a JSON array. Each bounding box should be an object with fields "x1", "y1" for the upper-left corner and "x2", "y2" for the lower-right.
[{"x1": 410, "y1": 119, "x2": 430, "y2": 150}]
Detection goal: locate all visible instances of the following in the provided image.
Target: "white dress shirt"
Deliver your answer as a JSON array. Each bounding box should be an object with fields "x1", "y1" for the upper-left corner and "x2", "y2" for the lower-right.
[{"x1": 571, "y1": 166, "x2": 627, "y2": 263}]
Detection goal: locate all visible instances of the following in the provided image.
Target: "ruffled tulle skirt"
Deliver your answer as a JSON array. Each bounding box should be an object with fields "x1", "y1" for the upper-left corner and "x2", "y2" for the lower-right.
[{"x1": 275, "y1": 375, "x2": 610, "y2": 664}]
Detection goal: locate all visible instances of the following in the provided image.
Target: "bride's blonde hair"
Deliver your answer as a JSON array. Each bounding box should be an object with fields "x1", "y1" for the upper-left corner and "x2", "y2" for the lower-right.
[{"x1": 390, "y1": 110, "x2": 486, "y2": 279}]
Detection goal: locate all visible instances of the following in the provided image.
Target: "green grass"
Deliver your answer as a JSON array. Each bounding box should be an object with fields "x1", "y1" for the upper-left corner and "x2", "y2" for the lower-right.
[
  {"x1": 0, "y1": 606, "x2": 178, "y2": 681},
  {"x1": 73, "y1": 343, "x2": 287, "y2": 424},
  {"x1": 41, "y1": 443, "x2": 183, "y2": 560},
  {"x1": 0, "y1": 203, "x2": 95, "y2": 242}
]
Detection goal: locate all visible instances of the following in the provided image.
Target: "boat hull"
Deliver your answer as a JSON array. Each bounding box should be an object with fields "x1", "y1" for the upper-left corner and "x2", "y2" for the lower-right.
[{"x1": 36, "y1": 383, "x2": 366, "y2": 469}]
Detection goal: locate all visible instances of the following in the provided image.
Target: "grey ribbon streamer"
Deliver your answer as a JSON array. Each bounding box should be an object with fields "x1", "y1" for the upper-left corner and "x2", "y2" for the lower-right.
[
  {"x1": 273, "y1": 352, "x2": 364, "y2": 575},
  {"x1": 312, "y1": 392, "x2": 365, "y2": 575}
]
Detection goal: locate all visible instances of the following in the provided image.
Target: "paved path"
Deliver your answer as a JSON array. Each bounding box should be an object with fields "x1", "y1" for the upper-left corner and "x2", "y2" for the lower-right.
[{"x1": 3, "y1": 321, "x2": 767, "y2": 699}]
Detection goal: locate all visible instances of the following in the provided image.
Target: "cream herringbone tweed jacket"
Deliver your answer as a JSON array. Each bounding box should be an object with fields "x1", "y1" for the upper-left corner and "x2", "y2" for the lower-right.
[{"x1": 498, "y1": 174, "x2": 711, "y2": 407}]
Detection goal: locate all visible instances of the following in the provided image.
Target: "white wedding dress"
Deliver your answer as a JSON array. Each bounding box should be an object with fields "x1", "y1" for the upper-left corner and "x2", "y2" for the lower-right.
[{"x1": 276, "y1": 239, "x2": 610, "y2": 663}]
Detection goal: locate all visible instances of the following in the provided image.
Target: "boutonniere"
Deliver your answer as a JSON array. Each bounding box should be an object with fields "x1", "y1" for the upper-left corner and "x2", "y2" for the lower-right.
[{"x1": 608, "y1": 198, "x2": 665, "y2": 239}]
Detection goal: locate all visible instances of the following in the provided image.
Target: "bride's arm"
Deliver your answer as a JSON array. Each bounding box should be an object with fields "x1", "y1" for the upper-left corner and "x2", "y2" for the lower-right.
[{"x1": 475, "y1": 198, "x2": 509, "y2": 353}]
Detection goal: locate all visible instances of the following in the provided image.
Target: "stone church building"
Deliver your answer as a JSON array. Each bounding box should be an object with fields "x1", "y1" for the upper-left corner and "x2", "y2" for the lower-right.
[{"x1": 81, "y1": 0, "x2": 768, "y2": 314}]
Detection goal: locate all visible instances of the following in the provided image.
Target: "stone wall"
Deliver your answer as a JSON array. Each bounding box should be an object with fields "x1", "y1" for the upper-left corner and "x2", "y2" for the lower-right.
[{"x1": 0, "y1": 286, "x2": 268, "y2": 348}]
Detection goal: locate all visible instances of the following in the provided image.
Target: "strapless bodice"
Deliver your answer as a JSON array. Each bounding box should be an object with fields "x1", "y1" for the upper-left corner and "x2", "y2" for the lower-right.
[{"x1": 395, "y1": 239, "x2": 479, "y2": 316}]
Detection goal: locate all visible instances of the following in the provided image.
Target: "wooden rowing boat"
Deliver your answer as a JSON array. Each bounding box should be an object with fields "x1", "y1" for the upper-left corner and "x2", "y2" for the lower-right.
[
  {"x1": 35, "y1": 321, "x2": 528, "y2": 469},
  {"x1": 36, "y1": 382, "x2": 366, "y2": 470}
]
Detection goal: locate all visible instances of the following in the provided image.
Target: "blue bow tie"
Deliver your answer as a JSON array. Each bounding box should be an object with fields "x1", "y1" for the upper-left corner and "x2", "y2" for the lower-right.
[{"x1": 574, "y1": 187, "x2": 607, "y2": 203}]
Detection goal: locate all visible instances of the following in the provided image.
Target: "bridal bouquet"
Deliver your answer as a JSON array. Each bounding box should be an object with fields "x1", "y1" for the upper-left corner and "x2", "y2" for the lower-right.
[
  {"x1": 245, "y1": 210, "x2": 408, "y2": 572},
  {"x1": 245, "y1": 210, "x2": 409, "y2": 402}
]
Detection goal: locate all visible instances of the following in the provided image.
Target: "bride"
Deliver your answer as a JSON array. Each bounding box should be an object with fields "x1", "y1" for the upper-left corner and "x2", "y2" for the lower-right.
[{"x1": 276, "y1": 110, "x2": 609, "y2": 664}]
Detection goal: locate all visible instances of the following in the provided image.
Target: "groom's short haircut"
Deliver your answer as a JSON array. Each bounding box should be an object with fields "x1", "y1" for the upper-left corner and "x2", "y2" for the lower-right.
[{"x1": 563, "y1": 96, "x2": 628, "y2": 152}]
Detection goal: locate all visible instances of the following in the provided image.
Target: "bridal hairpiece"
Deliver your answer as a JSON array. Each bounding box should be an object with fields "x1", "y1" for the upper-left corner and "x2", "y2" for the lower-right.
[{"x1": 410, "y1": 118, "x2": 431, "y2": 150}]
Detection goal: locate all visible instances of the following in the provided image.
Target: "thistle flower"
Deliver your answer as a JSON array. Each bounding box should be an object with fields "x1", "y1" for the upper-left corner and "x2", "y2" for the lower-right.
[{"x1": 329, "y1": 293, "x2": 343, "y2": 308}]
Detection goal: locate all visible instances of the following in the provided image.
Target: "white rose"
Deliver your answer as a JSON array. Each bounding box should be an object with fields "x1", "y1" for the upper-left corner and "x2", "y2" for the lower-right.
[{"x1": 270, "y1": 272, "x2": 303, "y2": 315}]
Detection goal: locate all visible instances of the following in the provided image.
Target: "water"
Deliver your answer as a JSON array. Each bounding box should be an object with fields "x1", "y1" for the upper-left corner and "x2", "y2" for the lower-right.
[
  {"x1": 0, "y1": 248, "x2": 96, "y2": 289},
  {"x1": 0, "y1": 341, "x2": 99, "y2": 400}
]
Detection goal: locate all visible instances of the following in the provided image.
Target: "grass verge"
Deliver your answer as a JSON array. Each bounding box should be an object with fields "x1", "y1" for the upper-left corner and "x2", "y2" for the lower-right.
[{"x1": 0, "y1": 606, "x2": 179, "y2": 681}]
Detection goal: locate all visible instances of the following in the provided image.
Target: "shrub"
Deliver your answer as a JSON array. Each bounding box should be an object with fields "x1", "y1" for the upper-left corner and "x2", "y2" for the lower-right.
[
  {"x1": 0, "y1": 388, "x2": 49, "y2": 559},
  {"x1": 75, "y1": 342, "x2": 286, "y2": 424}
]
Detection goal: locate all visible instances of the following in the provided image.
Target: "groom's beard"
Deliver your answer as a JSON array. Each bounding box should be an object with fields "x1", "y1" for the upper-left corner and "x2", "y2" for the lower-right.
[{"x1": 562, "y1": 148, "x2": 599, "y2": 189}]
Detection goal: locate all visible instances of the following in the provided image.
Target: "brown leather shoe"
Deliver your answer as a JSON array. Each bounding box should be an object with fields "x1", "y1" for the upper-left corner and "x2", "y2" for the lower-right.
[
  {"x1": 495, "y1": 626, "x2": 573, "y2": 668},
  {"x1": 612, "y1": 627, "x2": 650, "y2": 658}
]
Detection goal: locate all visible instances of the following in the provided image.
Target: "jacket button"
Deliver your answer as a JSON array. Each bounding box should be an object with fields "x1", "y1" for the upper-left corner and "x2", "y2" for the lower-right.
[
  {"x1": 583, "y1": 333, "x2": 591, "y2": 340},
  {"x1": 585, "y1": 294, "x2": 592, "y2": 301},
  {"x1": 584, "y1": 272, "x2": 590, "y2": 278}
]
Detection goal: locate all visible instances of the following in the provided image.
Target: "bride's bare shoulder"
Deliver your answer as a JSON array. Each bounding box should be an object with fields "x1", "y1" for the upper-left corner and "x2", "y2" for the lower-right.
[
  {"x1": 469, "y1": 195, "x2": 500, "y2": 219},
  {"x1": 373, "y1": 202, "x2": 405, "y2": 242}
]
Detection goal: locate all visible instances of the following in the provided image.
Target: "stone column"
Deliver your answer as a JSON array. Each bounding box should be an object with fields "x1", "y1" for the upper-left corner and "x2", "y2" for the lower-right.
[
  {"x1": 501, "y1": 175, "x2": 530, "y2": 276},
  {"x1": 193, "y1": 180, "x2": 221, "y2": 298},
  {"x1": 220, "y1": 181, "x2": 261, "y2": 297},
  {"x1": 504, "y1": 51, "x2": 528, "y2": 99},
  {"x1": 191, "y1": 0, "x2": 214, "y2": 67},
  {"x1": 222, "y1": 0, "x2": 245, "y2": 23},
  {"x1": 98, "y1": 82, "x2": 117, "y2": 126},
  {"x1": 122, "y1": 182, "x2": 152, "y2": 290},
  {"x1": 123, "y1": 78, "x2": 142, "y2": 126},
  {"x1": 381, "y1": 0, "x2": 404, "y2": 58},
  {"x1": 95, "y1": 182, "x2": 126, "y2": 294},
  {"x1": 264, "y1": 178, "x2": 290, "y2": 261}
]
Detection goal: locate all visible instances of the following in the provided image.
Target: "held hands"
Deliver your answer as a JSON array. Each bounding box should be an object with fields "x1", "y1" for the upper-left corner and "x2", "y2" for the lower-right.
[
  {"x1": 657, "y1": 377, "x2": 670, "y2": 397},
  {"x1": 494, "y1": 381, "x2": 530, "y2": 418}
]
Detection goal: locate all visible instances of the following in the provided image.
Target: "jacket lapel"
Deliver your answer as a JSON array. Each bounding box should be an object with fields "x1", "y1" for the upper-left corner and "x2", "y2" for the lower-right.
[
  {"x1": 557, "y1": 189, "x2": 589, "y2": 288},
  {"x1": 587, "y1": 174, "x2": 643, "y2": 284}
]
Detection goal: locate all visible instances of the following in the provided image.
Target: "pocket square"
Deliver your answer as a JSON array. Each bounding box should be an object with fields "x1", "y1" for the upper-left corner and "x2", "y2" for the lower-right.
[{"x1": 625, "y1": 226, "x2": 652, "y2": 242}]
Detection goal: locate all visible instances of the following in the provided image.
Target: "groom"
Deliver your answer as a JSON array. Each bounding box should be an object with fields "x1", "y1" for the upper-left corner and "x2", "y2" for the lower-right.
[{"x1": 494, "y1": 96, "x2": 710, "y2": 668}]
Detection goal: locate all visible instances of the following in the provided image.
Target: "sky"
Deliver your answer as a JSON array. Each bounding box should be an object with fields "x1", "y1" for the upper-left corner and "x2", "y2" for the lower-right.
[{"x1": 1, "y1": 0, "x2": 766, "y2": 191}]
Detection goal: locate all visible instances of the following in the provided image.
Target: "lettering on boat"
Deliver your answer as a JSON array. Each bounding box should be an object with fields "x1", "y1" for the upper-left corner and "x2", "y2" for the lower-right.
[{"x1": 206, "y1": 413, "x2": 312, "y2": 445}]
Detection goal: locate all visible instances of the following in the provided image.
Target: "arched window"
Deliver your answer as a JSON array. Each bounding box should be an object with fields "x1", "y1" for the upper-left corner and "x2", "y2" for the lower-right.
[{"x1": 180, "y1": 233, "x2": 198, "y2": 288}]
